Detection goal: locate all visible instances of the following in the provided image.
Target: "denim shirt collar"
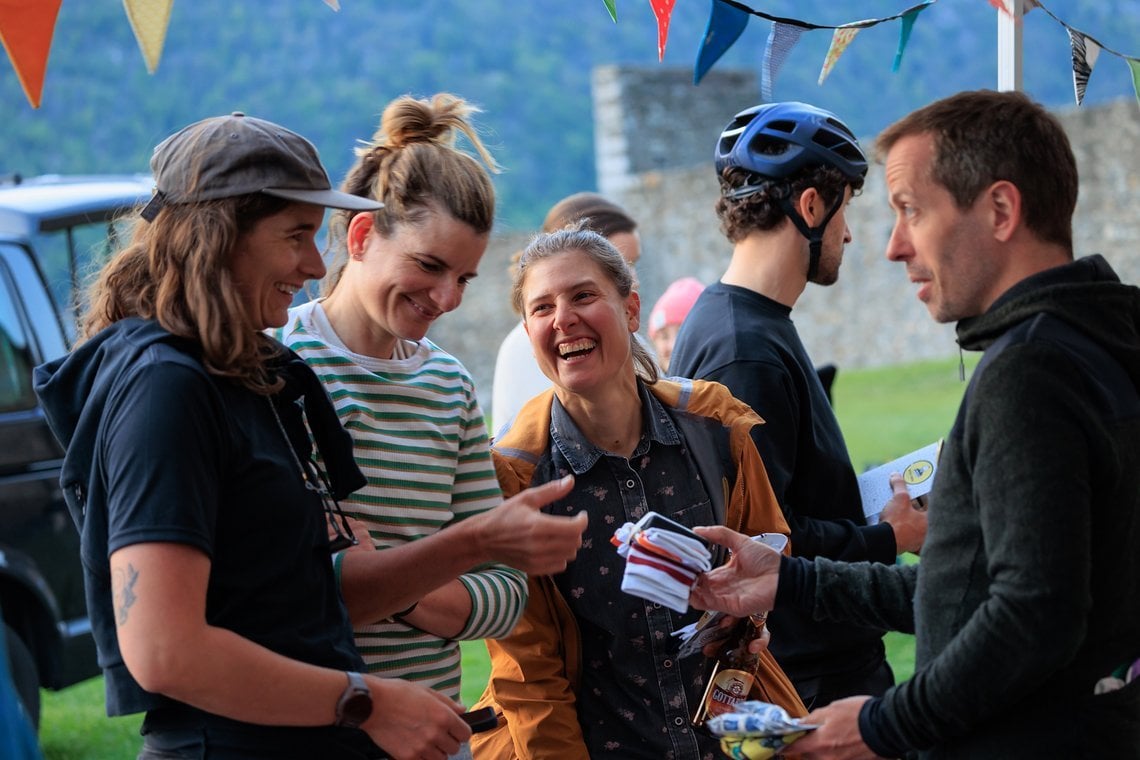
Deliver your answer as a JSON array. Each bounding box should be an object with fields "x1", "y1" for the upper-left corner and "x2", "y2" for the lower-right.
[{"x1": 549, "y1": 380, "x2": 682, "y2": 475}]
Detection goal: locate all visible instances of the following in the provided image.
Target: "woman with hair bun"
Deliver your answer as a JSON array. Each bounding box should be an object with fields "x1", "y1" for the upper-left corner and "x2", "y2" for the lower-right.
[{"x1": 274, "y1": 95, "x2": 586, "y2": 757}]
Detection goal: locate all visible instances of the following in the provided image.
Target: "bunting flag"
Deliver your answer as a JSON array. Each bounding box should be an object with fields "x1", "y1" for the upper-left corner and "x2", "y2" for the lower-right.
[
  {"x1": 649, "y1": 0, "x2": 676, "y2": 61},
  {"x1": 123, "y1": 0, "x2": 174, "y2": 74},
  {"x1": 818, "y1": 27, "x2": 860, "y2": 85},
  {"x1": 1067, "y1": 29, "x2": 1100, "y2": 106},
  {"x1": 893, "y1": 5, "x2": 925, "y2": 72},
  {"x1": 694, "y1": 0, "x2": 751, "y2": 84},
  {"x1": 1031, "y1": 1, "x2": 1136, "y2": 107},
  {"x1": 323, "y1": 0, "x2": 341, "y2": 10},
  {"x1": 696, "y1": 0, "x2": 935, "y2": 94},
  {"x1": 603, "y1": 0, "x2": 617, "y2": 23},
  {"x1": 1129, "y1": 58, "x2": 1140, "y2": 106},
  {"x1": 761, "y1": 22, "x2": 803, "y2": 100},
  {"x1": 0, "y1": 0, "x2": 63, "y2": 108}
]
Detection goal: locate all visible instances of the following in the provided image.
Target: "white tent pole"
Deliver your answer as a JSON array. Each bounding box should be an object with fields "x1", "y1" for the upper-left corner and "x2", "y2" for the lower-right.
[{"x1": 997, "y1": 0, "x2": 1024, "y2": 91}]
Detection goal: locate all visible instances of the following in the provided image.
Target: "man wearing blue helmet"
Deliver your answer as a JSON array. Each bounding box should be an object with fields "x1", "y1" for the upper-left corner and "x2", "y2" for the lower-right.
[{"x1": 670, "y1": 102, "x2": 928, "y2": 709}]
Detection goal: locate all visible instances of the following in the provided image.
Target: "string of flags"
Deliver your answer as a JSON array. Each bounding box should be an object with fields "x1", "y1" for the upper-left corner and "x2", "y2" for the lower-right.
[
  {"x1": 604, "y1": 0, "x2": 1140, "y2": 106},
  {"x1": 992, "y1": 0, "x2": 1140, "y2": 106},
  {"x1": 4, "y1": 1, "x2": 1138, "y2": 108},
  {"x1": 0, "y1": 0, "x2": 343, "y2": 108}
]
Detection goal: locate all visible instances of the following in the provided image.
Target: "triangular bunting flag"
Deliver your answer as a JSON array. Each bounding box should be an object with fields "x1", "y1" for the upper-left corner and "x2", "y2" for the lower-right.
[
  {"x1": 649, "y1": 0, "x2": 676, "y2": 61},
  {"x1": 1129, "y1": 58, "x2": 1140, "y2": 107},
  {"x1": 694, "y1": 0, "x2": 750, "y2": 84},
  {"x1": 818, "y1": 27, "x2": 859, "y2": 85},
  {"x1": 1067, "y1": 28, "x2": 1101, "y2": 106},
  {"x1": 123, "y1": 0, "x2": 174, "y2": 74},
  {"x1": 603, "y1": 0, "x2": 617, "y2": 23},
  {"x1": 0, "y1": 0, "x2": 63, "y2": 108},
  {"x1": 323, "y1": 0, "x2": 341, "y2": 10},
  {"x1": 762, "y1": 22, "x2": 803, "y2": 100},
  {"x1": 893, "y1": 6, "x2": 924, "y2": 72}
]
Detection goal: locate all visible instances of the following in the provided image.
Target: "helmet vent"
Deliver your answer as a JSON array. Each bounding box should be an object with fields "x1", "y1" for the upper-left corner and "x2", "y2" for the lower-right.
[
  {"x1": 766, "y1": 119, "x2": 797, "y2": 135},
  {"x1": 749, "y1": 134, "x2": 793, "y2": 157},
  {"x1": 824, "y1": 117, "x2": 858, "y2": 141}
]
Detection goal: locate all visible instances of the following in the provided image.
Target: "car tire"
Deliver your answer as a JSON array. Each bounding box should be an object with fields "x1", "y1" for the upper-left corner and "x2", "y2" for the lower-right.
[{"x1": 4, "y1": 623, "x2": 40, "y2": 730}]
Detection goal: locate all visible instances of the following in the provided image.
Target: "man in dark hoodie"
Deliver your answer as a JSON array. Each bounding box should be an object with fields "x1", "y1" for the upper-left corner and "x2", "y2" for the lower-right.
[{"x1": 689, "y1": 89, "x2": 1140, "y2": 759}]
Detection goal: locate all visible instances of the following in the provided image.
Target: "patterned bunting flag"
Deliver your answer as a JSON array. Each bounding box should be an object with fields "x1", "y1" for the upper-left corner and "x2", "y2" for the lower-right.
[
  {"x1": 0, "y1": 0, "x2": 63, "y2": 108},
  {"x1": 762, "y1": 22, "x2": 803, "y2": 100},
  {"x1": 818, "y1": 26, "x2": 859, "y2": 85},
  {"x1": 1067, "y1": 28, "x2": 1100, "y2": 106},
  {"x1": 694, "y1": 0, "x2": 751, "y2": 84},
  {"x1": 649, "y1": 0, "x2": 676, "y2": 61},
  {"x1": 123, "y1": 0, "x2": 174, "y2": 74}
]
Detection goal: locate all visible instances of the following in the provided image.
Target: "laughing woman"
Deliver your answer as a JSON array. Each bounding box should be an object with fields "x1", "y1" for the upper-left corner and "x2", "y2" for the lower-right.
[{"x1": 470, "y1": 226, "x2": 805, "y2": 760}]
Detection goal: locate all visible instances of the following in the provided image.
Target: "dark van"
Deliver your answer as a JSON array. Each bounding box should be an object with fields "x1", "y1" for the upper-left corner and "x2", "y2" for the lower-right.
[{"x1": 0, "y1": 174, "x2": 151, "y2": 727}]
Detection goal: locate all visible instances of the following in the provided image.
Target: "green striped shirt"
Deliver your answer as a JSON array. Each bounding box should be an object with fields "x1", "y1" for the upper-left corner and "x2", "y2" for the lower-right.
[{"x1": 276, "y1": 300, "x2": 524, "y2": 699}]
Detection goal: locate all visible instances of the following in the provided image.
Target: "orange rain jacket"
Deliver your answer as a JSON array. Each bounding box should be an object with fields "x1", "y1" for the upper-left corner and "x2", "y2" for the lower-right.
[{"x1": 471, "y1": 378, "x2": 805, "y2": 759}]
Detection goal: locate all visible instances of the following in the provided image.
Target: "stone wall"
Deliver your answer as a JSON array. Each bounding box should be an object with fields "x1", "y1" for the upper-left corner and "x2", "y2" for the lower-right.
[{"x1": 427, "y1": 67, "x2": 1140, "y2": 420}]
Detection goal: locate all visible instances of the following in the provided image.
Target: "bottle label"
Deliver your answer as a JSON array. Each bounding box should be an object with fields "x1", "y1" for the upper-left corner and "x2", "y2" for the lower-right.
[{"x1": 705, "y1": 668, "x2": 755, "y2": 717}]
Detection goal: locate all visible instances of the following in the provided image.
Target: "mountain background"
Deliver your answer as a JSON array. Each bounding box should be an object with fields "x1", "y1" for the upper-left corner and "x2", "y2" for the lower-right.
[{"x1": 3, "y1": 0, "x2": 1138, "y2": 231}]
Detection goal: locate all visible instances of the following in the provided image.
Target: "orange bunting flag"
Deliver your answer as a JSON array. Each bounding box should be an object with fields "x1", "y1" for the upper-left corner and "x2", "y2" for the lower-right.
[
  {"x1": 648, "y1": 0, "x2": 676, "y2": 61},
  {"x1": 0, "y1": 0, "x2": 63, "y2": 108},
  {"x1": 818, "y1": 27, "x2": 860, "y2": 85},
  {"x1": 123, "y1": 0, "x2": 174, "y2": 74}
]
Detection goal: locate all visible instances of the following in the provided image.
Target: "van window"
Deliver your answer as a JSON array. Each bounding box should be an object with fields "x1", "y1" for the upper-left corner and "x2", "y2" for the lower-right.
[
  {"x1": 0, "y1": 260, "x2": 38, "y2": 413},
  {"x1": 34, "y1": 219, "x2": 131, "y2": 338}
]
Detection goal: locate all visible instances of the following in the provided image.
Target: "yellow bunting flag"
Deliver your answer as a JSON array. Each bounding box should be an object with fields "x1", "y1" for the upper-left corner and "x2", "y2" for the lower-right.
[
  {"x1": 0, "y1": 0, "x2": 63, "y2": 108},
  {"x1": 818, "y1": 27, "x2": 860, "y2": 85},
  {"x1": 123, "y1": 0, "x2": 174, "y2": 74}
]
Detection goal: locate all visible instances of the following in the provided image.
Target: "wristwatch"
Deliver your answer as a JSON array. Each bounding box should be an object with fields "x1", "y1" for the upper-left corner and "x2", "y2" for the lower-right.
[{"x1": 334, "y1": 671, "x2": 373, "y2": 729}]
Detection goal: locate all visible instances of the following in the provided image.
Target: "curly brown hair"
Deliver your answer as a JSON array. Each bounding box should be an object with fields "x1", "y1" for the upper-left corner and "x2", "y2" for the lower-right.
[{"x1": 715, "y1": 164, "x2": 858, "y2": 244}]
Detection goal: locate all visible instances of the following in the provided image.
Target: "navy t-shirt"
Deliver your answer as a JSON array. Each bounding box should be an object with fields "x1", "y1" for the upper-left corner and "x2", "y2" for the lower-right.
[{"x1": 87, "y1": 340, "x2": 363, "y2": 715}]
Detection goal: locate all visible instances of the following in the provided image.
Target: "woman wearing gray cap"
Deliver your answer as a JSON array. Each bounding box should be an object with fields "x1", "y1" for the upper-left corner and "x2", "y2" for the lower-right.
[{"x1": 33, "y1": 113, "x2": 468, "y2": 759}]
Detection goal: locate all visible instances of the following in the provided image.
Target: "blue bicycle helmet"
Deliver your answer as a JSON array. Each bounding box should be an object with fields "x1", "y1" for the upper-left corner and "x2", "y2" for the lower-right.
[
  {"x1": 715, "y1": 102, "x2": 866, "y2": 281},
  {"x1": 714, "y1": 101, "x2": 867, "y2": 182}
]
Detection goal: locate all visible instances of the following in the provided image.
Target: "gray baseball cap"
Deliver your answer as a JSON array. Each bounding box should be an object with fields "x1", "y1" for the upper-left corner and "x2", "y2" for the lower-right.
[{"x1": 140, "y1": 112, "x2": 381, "y2": 221}]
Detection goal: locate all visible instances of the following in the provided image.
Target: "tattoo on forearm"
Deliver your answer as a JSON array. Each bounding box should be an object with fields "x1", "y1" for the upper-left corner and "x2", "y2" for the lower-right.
[{"x1": 113, "y1": 563, "x2": 140, "y2": 626}]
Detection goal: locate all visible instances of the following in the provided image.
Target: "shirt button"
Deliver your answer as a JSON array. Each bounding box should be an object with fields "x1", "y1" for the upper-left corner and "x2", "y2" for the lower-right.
[{"x1": 625, "y1": 478, "x2": 636, "y2": 489}]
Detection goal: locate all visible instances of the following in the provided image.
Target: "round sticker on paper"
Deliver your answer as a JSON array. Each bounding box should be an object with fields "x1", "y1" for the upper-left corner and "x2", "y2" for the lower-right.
[{"x1": 903, "y1": 460, "x2": 935, "y2": 485}]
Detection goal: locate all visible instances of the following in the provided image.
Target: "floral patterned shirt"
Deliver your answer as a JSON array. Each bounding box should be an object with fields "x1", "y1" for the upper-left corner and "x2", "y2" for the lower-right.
[{"x1": 546, "y1": 383, "x2": 722, "y2": 759}]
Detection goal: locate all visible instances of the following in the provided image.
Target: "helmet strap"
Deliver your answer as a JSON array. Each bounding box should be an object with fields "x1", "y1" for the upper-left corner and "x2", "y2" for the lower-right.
[{"x1": 778, "y1": 195, "x2": 843, "y2": 281}]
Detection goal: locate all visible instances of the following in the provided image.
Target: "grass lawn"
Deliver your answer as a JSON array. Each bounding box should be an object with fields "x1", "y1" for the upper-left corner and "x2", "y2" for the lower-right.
[{"x1": 37, "y1": 355, "x2": 975, "y2": 757}]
